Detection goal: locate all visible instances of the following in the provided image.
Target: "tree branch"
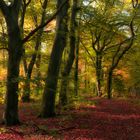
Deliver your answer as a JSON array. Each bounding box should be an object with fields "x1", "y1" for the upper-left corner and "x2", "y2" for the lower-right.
[
  {"x1": 132, "y1": 0, "x2": 138, "y2": 8},
  {"x1": 90, "y1": 30, "x2": 101, "y2": 52},
  {"x1": 104, "y1": 38, "x2": 131, "y2": 52},
  {"x1": 22, "y1": 0, "x2": 32, "y2": 7},
  {"x1": 22, "y1": 0, "x2": 68, "y2": 44},
  {"x1": 80, "y1": 39, "x2": 95, "y2": 66},
  {"x1": 111, "y1": 17, "x2": 135, "y2": 70}
]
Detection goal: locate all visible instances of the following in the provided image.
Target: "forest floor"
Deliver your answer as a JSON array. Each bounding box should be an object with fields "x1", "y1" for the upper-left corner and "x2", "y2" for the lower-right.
[{"x1": 0, "y1": 96, "x2": 140, "y2": 140}]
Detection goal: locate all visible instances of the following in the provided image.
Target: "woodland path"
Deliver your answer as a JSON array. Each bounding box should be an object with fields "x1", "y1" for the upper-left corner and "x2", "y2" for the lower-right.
[{"x1": 0, "y1": 97, "x2": 140, "y2": 140}]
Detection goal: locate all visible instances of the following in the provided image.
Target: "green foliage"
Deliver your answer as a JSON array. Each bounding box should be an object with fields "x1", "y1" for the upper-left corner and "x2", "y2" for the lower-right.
[
  {"x1": 18, "y1": 76, "x2": 45, "y2": 101},
  {"x1": 61, "y1": 92, "x2": 98, "y2": 111},
  {"x1": 0, "y1": 0, "x2": 140, "y2": 125},
  {"x1": 113, "y1": 75, "x2": 126, "y2": 96},
  {"x1": 0, "y1": 81, "x2": 6, "y2": 104}
]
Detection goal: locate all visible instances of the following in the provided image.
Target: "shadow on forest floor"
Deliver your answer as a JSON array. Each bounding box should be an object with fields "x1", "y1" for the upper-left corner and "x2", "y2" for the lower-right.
[{"x1": 0, "y1": 97, "x2": 140, "y2": 140}]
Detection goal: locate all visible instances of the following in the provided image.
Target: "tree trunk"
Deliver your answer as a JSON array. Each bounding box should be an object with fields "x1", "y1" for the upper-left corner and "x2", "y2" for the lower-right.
[
  {"x1": 107, "y1": 69, "x2": 113, "y2": 99},
  {"x1": 3, "y1": 16, "x2": 22, "y2": 125},
  {"x1": 39, "y1": 0, "x2": 69, "y2": 118},
  {"x1": 22, "y1": 0, "x2": 48, "y2": 102},
  {"x1": 59, "y1": 74, "x2": 69, "y2": 106},
  {"x1": 21, "y1": 78, "x2": 30, "y2": 102},
  {"x1": 74, "y1": 36, "x2": 79, "y2": 96},
  {"x1": 84, "y1": 58, "x2": 87, "y2": 89},
  {"x1": 59, "y1": 0, "x2": 78, "y2": 106},
  {"x1": 36, "y1": 53, "x2": 41, "y2": 94},
  {"x1": 95, "y1": 52, "x2": 103, "y2": 97}
]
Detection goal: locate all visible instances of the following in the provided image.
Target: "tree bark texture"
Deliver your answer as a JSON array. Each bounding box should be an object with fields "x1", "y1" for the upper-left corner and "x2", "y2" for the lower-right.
[
  {"x1": 2, "y1": 4, "x2": 22, "y2": 125},
  {"x1": 59, "y1": 0, "x2": 78, "y2": 106},
  {"x1": 107, "y1": 69, "x2": 113, "y2": 99},
  {"x1": 74, "y1": 35, "x2": 79, "y2": 96},
  {"x1": 40, "y1": 0, "x2": 69, "y2": 117},
  {"x1": 95, "y1": 52, "x2": 103, "y2": 97}
]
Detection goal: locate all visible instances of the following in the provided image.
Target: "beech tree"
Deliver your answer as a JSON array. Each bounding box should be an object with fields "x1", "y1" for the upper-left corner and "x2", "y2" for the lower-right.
[
  {"x1": 79, "y1": 0, "x2": 137, "y2": 98},
  {"x1": 106, "y1": 0, "x2": 138, "y2": 99},
  {"x1": 0, "y1": 0, "x2": 23, "y2": 125},
  {"x1": 21, "y1": 0, "x2": 48, "y2": 102},
  {"x1": 0, "y1": 0, "x2": 67, "y2": 125},
  {"x1": 59, "y1": 0, "x2": 78, "y2": 106},
  {"x1": 106, "y1": 27, "x2": 135, "y2": 99},
  {"x1": 40, "y1": 0, "x2": 69, "y2": 117}
]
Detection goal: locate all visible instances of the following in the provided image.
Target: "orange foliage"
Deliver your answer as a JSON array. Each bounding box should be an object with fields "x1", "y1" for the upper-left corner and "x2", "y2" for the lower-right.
[{"x1": 115, "y1": 69, "x2": 129, "y2": 79}]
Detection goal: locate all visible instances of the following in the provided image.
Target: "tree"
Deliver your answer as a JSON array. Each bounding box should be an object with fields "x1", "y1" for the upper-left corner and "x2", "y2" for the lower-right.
[
  {"x1": 21, "y1": 0, "x2": 48, "y2": 102},
  {"x1": 79, "y1": 0, "x2": 137, "y2": 99},
  {"x1": 80, "y1": 1, "x2": 115, "y2": 97},
  {"x1": 106, "y1": 0, "x2": 137, "y2": 99},
  {"x1": 59, "y1": 0, "x2": 78, "y2": 106},
  {"x1": 39, "y1": 0, "x2": 69, "y2": 117},
  {"x1": 0, "y1": 0, "x2": 67, "y2": 125},
  {"x1": 0, "y1": 0, "x2": 23, "y2": 125},
  {"x1": 106, "y1": 34, "x2": 134, "y2": 99}
]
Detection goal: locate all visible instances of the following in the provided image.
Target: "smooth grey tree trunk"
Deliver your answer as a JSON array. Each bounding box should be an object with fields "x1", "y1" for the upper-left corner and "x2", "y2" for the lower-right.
[{"x1": 39, "y1": 0, "x2": 69, "y2": 117}]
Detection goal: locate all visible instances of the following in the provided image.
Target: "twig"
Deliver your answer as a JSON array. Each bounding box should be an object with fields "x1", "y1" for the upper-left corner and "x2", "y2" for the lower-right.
[{"x1": 57, "y1": 126, "x2": 75, "y2": 132}]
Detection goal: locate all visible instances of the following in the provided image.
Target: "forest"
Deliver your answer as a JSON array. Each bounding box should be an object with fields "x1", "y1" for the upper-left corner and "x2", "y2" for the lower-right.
[{"x1": 0, "y1": 0, "x2": 140, "y2": 139}]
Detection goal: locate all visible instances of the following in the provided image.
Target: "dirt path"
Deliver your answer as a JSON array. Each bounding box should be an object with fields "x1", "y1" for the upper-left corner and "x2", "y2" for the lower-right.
[{"x1": 0, "y1": 98, "x2": 140, "y2": 140}]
